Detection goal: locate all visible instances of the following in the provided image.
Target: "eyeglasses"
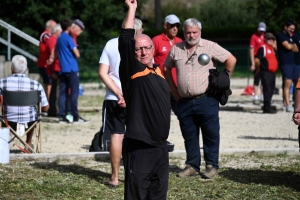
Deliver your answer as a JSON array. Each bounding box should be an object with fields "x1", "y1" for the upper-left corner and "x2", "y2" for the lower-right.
[
  {"x1": 135, "y1": 45, "x2": 153, "y2": 53},
  {"x1": 168, "y1": 23, "x2": 180, "y2": 28}
]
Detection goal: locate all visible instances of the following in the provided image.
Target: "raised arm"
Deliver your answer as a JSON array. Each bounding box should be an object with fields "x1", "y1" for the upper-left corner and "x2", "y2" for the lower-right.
[
  {"x1": 118, "y1": 0, "x2": 138, "y2": 103},
  {"x1": 124, "y1": 0, "x2": 137, "y2": 29}
]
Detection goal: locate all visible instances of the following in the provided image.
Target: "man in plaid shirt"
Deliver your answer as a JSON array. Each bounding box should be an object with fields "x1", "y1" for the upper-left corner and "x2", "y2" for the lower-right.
[
  {"x1": 0, "y1": 55, "x2": 49, "y2": 148},
  {"x1": 164, "y1": 18, "x2": 236, "y2": 179}
]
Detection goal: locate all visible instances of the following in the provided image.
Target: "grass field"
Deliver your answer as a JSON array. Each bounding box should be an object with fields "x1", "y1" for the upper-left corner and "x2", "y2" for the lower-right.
[{"x1": 1, "y1": 154, "x2": 299, "y2": 199}]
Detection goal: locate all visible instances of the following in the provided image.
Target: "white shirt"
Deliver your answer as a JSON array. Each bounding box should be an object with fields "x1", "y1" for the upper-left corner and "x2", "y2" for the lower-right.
[{"x1": 99, "y1": 38, "x2": 121, "y2": 101}]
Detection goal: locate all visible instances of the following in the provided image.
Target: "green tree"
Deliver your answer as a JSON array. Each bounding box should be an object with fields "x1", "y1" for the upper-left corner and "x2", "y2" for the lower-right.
[
  {"x1": 0, "y1": 0, "x2": 147, "y2": 81},
  {"x1": 249, "y1": 0, "x2": 300, "y2": 33}
]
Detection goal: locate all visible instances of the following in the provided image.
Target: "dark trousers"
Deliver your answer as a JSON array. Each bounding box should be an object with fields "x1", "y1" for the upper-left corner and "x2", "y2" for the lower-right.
[
  {"x1": 170, "y1": 92, "x2": 179, "y2": 116},
  {"x1": 58, "y1": 72, "x2": 79, "y2": 119},
  {"x1": 178, "y1": 94, "x2": 220, "y2": 171},
  {"x1": 48, "y1": 78, "x2": 59, "y2": 116},
  {"x1": 122, "y1": 138, "x2": 169, "y2": 200},
  {"x1": 261, "y1": 70, "x2": 275, "y2": 110}
]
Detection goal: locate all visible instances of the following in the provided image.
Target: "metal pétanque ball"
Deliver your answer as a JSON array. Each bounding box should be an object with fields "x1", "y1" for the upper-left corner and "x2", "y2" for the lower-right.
[{"x1": 198, "y1": 53, "x2": 210, "y2": 65}]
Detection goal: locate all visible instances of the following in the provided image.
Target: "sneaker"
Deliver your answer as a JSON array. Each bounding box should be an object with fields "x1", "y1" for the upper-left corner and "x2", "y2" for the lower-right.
[
  {"x1": 202, "y1": 164, "x2": 218, "y2": 179},
  {"x1": 177, "y1": 164, "x2": 198, "y2": 177},
  {"x1": 263, "y1": 109, "x2": 277, "y2": 114},
  {"x1": 59, "y1": 117, "x2": 70, "y2": 124},
  {"x1": 283, "y1": 105, "x2": 294, "y2": 112},
  {"x1": 66, "y1": 114, "x2": 73, "y2": 123},
  {"x1": 286, "y1": 105, "x2": 294, "y2": 112},
  {"x1": 74, "y1": 116, "x2": 89, "y2": 123}
]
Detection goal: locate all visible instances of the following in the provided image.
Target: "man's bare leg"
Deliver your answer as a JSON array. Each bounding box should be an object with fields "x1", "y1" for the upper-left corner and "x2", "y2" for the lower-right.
[
  {"x1": 26, "y1": 128, "x2": 34, "y2": 147},
  {"x1": 109, "y1": 133, "x2": 124, "y2": 185}
]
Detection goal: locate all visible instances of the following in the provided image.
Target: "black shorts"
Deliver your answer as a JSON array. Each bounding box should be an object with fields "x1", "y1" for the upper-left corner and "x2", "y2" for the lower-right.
[
  {"x1": 38, "y1": 67, "x2": 52, "y2": 84},
  {"x1": 1, "y1": 121, "x2": 36, "y2": 131},
  {"x1": 122, "y1": 138, "x2": 169, "y2": 200},
  {"x1": 102, "y1": 100, "x2": 126, "y2": 134}
]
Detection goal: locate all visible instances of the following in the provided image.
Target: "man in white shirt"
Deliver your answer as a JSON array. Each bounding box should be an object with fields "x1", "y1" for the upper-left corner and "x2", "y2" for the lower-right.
[{"x1": 98, "y1": 18, "x2": 143, "y2": 187}]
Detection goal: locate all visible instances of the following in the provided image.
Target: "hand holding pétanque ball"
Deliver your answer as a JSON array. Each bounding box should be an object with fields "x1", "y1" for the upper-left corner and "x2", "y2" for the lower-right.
[{"x1": 198, "y1": 53, "x2": 210, "y2": 65}]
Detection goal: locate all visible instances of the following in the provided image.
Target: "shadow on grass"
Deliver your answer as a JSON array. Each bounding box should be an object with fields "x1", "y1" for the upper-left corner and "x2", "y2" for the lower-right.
[
  {"x1": 31, "y1": 162, "x2": 115, "y2": 183},
  {"x1": 219, "y1": 168, "x2": 300, "y2": 192},
  {"x1": 237, "y1": 136, "x2": 298, "y2": 142},
  {"x1": 169, "y1": 165, "x2": 184, "y2": 174}
]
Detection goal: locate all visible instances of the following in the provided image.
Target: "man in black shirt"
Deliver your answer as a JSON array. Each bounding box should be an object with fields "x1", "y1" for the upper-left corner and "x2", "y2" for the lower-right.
[{"x1": 118, "y1": 0, "x2": 171, "y2": 199}]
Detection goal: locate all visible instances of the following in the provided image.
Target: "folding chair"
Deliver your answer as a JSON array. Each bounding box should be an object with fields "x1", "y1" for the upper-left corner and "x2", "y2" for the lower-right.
[{"x1": 0, "y1": 90, "x2": 43, "y2": 153}]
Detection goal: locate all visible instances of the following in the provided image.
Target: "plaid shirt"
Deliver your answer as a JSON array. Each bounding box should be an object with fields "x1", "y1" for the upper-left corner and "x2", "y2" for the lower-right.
[
  {"x1": 164, "y1": 39, "x2": 230, "y2": 97},
  {"x1": 0, "y1": 74, "x2": 48, "y2": 123}
]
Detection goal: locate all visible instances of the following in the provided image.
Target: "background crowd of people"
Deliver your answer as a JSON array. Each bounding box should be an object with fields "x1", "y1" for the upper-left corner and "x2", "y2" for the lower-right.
[
  {"x1": 250, "y1": 19, "x2": 300, "y2": 114},
  {"x1": 37, "y1": 18, "x2": 88, "y2": 123}
]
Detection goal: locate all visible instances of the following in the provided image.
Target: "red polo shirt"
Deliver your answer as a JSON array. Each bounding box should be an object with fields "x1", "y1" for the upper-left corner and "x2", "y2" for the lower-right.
[
  {"x1": 46, "y1": 35, "x2": 60, "y2": 75},
  {"x1": 37, "y1": 30, "x2": 50, "y2": 67},
  {"x1": 250, "y1": 32, "x2": 264, "y2": 55},
  {"x1": 152, "y1": 33, "x2": 182, "y2": 86}
]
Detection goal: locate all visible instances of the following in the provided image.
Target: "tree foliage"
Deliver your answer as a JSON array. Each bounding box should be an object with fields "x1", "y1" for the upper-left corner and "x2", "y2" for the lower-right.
[
  {"x1": 0, "y1": 0, "x2": 127, "y2": 48},
  {"x1": 249, "y1": 0, "x2": 300, "y2": 33}
]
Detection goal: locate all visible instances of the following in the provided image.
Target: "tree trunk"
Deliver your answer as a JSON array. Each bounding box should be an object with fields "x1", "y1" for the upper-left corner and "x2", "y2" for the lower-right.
[{"x1": 154, "y1": 0, "x2": 162, "y2": 30}]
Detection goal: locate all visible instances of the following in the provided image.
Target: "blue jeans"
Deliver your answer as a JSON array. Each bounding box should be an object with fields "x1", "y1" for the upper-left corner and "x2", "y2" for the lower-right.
[
  {"x1": 178, "y1": 93, "x2": 220, "y2": 171},
  {"x1": 58, "y1": 72, "x2": 79, "y2": 118}
]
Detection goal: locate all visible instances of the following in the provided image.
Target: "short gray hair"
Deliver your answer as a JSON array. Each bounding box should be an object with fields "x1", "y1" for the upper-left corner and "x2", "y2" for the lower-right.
[
  {"x1": 46, "y1": 20, "x2": 55, "y2": 28},
  {"x1": 52, "y1": 24, "x2": 62, "y2": 34},
  {"x1": 183, "y1": 18, "x2": 202, "y2": 32},
  {"x1": 122, "y1": 18, "x2": 143, "y2": 31},
  {"x1": 134, "y1": 18, "x2": 143, "y2": 31},
  {"x1": 11, "y1": 55, "x2": 27, "y2": 73}
]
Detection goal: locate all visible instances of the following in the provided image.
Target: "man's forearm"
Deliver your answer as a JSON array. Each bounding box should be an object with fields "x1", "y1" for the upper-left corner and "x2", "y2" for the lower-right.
[
  {"x1": 224, "y1": 54, "x2": 236, "y2": 76},
  {"x1": 124, "y1": 0, "x2": 137, "y2": 29},
  {"x1": 294, "y1": 88, "x2": 300, "y2": 112},
  {"x1": 164, "y1": 67, "x2": 177, "y2": 93},
  {"x1": 100, "y1": 74, "x2": 123, "y2": 97}
]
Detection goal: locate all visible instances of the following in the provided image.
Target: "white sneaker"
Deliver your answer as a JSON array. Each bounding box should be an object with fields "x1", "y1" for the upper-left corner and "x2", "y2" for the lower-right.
[
  {"x1": 286, "y1": 105, "x2": 294, "y2": 112},
  {"x1": 283, "y1": 105, "x2": 294, "y2": 112},
  {"x1": 66, "y1": 114, "x2": 74, "y2": 123}
]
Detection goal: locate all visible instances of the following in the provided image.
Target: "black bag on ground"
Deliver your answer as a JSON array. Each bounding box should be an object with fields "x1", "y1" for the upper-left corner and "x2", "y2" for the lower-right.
[{"x1": 89, "y1": 127, "x2": 103, "y2": 152}]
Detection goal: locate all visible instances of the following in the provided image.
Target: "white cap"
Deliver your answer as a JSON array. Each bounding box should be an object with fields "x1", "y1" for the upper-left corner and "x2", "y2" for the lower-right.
[
  {"x1": 257, "y1": 22, "x2": 266, "y2": 31},
  {"x1": 164, "y1": 14, "x2": 181, "y2": 24}
]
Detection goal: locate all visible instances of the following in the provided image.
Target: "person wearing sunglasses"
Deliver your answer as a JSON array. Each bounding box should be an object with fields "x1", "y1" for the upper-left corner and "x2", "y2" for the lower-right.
[{"x1": 152, "y1": 14, "x2": 182, "y2": 151}]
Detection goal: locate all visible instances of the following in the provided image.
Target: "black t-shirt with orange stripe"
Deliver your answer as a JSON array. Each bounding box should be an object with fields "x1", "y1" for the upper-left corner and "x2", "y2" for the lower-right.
[{"x1": 118, "y1": 29, "x2": 171, "y2": 147}]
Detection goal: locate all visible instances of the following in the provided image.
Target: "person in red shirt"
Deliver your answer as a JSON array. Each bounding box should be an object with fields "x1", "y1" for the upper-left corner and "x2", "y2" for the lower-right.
[
  {"x1": 255, "y1": 32, "x2": 278, "y2": 114},
  {"x1": 38, "y1": 19, "x2": 56, "y2": 100},
  {"x1": 46, "y1": 24, "x2": 62, "y2": 117},
  {"x1": 152, "y1": 14, "x2": 182, "y2": 116},
  {"x1": 249, "y1": 22, "x2": 266, "y2": 104}
]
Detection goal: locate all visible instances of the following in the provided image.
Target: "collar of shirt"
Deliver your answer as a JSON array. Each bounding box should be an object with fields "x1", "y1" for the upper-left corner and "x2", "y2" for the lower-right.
[
  {"x1": 184, "y1": 39, "x2": 202, "y2": 58},
  {"x1": 11, "y1": 74, "x2": 27, "y2": 78}
]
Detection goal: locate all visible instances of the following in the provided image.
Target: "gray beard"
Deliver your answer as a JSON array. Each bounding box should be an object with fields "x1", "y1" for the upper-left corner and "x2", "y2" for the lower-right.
[{"x1": 185, "y1": 36, "x2": 200, "y2": 46}]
